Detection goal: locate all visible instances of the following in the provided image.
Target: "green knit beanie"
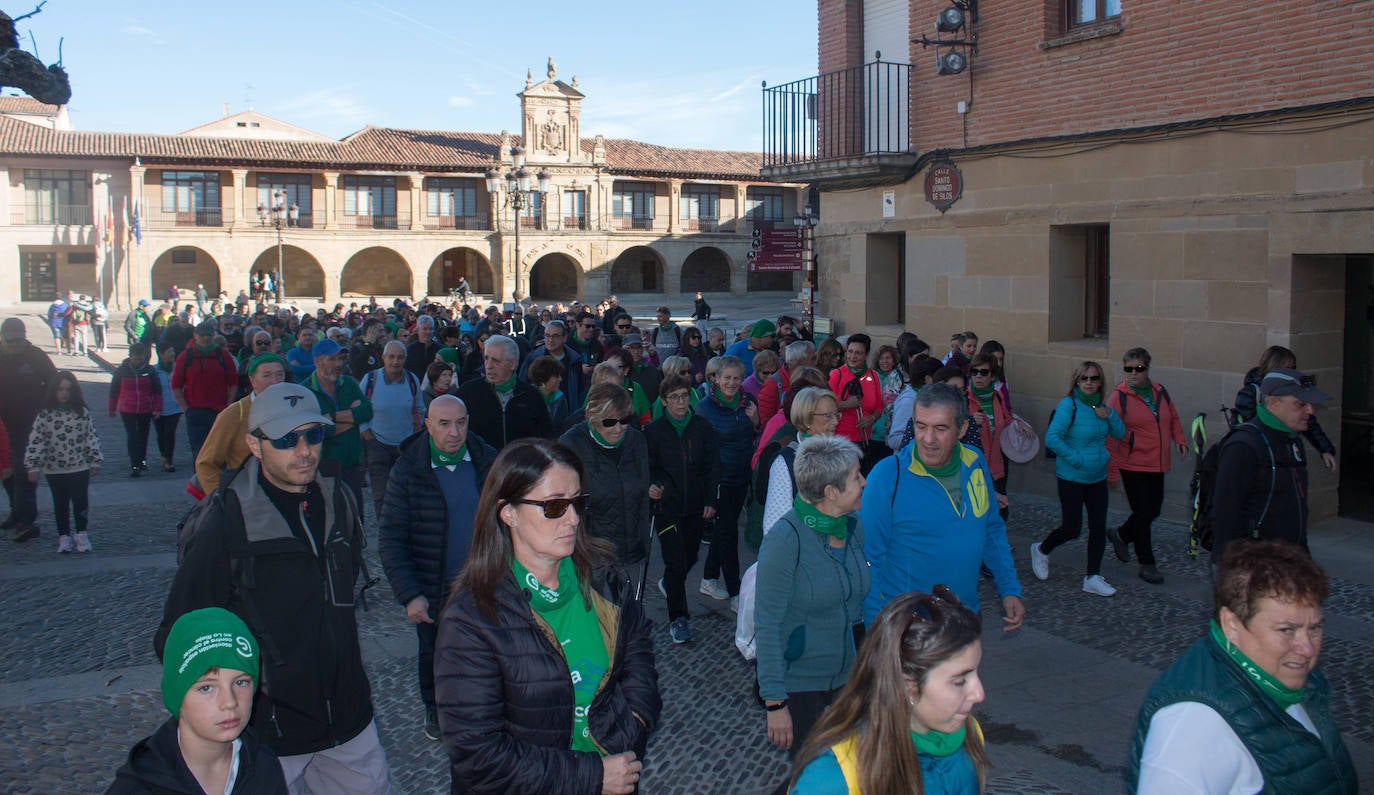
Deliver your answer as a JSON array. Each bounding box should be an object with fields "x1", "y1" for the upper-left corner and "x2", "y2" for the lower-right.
[
  {"x1": 750, "y1": 318, "x2": 777, "y2": 339},
  {"x1": 160, "y1": 608, "x2": 260, "y2": 717}
]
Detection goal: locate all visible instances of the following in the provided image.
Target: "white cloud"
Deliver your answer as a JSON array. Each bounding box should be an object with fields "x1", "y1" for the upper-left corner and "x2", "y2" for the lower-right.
[
  {"x1": 275, "y1": 86, "x2": 371, "y2": 127},
  {"x1": 580, "y1": 70, "x2": 766, "y2": 149},
  {"x1": 122, "y1": 24, "x2": 154, "y2": 36},
  {"x1": 448, "y1": 96, "x2": 474, "y2": 108}
]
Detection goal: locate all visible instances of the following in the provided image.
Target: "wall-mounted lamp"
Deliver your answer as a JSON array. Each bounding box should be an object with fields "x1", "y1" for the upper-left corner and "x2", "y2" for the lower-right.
[{"x1": 917, "y1": 1, "x2": 979, "y2": 76}]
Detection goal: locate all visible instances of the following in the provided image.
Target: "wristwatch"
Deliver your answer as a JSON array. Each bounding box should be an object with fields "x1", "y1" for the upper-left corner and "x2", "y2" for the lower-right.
[{"x1": 765, "y1": 699, "x2": 789, "y2": 712}]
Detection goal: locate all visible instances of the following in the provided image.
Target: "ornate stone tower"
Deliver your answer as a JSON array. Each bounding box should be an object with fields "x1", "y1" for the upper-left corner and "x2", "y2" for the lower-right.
[{"x1": 518, "y1": 58, "x2": 589, "y2": 165}]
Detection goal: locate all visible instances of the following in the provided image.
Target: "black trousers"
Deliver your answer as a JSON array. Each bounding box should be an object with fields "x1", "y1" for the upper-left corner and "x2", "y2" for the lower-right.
[
  {"x1": 994, "y1": 474, "x2": 1009, "y2": 521},
  {"x1": 417, "y1": 620, "x2": 438, "y2": 709},
  {"x1": 703, "y1": 482, "x2": 749, "y2": 596},
  {"x1": 658, "y1": 511, "x2": 705, "y2": 620},
  {"x1": 120, "y1": 412, "x2": 153, "y2": 467},
  {"x1": 1040, "y1": 477, "x2": 1109, "y2": 577},
  {"x1": 154, "y1": 414, "x2": 181, "y2": 463},
  {"x1": 3, "y1": 429, "x2": 38, "y2": 525},
  {"x1": 48, "y1": 470, "x2": 90, "y2": 535},
  {"x1": 1119, "y1": 469, "x2": 1164, "y2": 566},
  {"x1": 364, "y1": 437, "x2": 401, "y2": 524},
  {"x1": 786, "y1": 689, "x2": 839, "y2": 760},
  {"x1": 859, "y1": 440, "x2": 891, "y2": 476}
]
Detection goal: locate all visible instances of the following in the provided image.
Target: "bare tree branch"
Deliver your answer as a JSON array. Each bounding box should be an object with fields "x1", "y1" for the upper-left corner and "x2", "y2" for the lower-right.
[{"x1": 12, "y1": 2, "x2": 49, "y2": 24}]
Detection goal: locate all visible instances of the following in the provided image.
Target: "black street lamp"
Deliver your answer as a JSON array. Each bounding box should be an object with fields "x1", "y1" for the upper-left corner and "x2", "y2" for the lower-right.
[
  {"x1": 486, "y1": 146, "x2": 551, "y2": 303},
  {"x1": 794, "y1": 206, "x2": 819, "y2": 332},
  {"x1": 256, "y1": 189, "x2": 299, "y2": 303}
]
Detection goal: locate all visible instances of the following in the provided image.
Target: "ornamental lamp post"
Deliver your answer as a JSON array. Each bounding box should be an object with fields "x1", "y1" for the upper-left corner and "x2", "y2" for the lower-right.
[
  {"x1": 256, "y1": 189, "x2": 299, "y2": 303},
  {"x1": 485, "y1": 146, "x2": 551, "y2": 303},
  {"x1": 793, "y1": 206, "x2": 819, "y2": 332}
]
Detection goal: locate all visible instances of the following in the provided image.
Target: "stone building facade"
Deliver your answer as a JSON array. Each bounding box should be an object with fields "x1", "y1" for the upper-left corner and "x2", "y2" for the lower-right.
[
  {"x1": 764, "y1": 0, "x2": 1374, "y2": 521},
  {"x1": 0, "y1": 61, "x2": 803, "y2": 309}
]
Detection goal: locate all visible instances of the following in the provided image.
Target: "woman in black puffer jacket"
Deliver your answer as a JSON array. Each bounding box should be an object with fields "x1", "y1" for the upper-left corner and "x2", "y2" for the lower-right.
[
  {"x1": 436, "y1": 438, "x2": 660, "y2": 795},
  {"x1": 559, "y1": 383, "x2": 652, "y2": 568},
  {"x1": 1234, "y1": 345, "x2": 1336, "y2": 471}
]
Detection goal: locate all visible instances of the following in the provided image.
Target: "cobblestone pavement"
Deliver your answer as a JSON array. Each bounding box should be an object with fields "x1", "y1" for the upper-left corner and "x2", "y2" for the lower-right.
[{"x1": 2, "y1": 308, "x2": 1372, "y2": 794}]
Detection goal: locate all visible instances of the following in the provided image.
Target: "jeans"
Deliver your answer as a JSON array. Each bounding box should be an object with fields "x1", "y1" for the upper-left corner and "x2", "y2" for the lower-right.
[
  {"x1": 659, "y1": 511, "x2": 705, "y2": 620},
  {"x1": 363, "y1": 437, "x2": 401, "y2": 524},
  {"x1": 1119, "y1": 469, "x2": 1164, "y2": 566},
  {"x1": 47, "y1": 470, "x2": 90, "y2": 535},
  {"x1": 120, "y1": 412, "x2": 153, "y2": 467},
  {"x1": 703, "y1": 482, "x2": 749, "y2": 596},
  {"x1": 184, "y1": 407, "x2": 218, "y2": 460},
  {"x1": 1039, "y1": 477, "x2": 1109, "y2": 577},
  {"x1": 92, "y1": 323, "x2": 106, "y2": 351},
  {"x1": 154, "y1": 414, "x2": 182, "y2": 464},
  {"x1": 71, "y1": 325, "x2": 88, "y2": 355}
]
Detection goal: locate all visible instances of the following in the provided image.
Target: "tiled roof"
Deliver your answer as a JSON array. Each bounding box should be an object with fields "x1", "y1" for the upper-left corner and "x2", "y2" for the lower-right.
[
  {"x1": 0, "y1": 117, "x2": 768, "y2": 181},
  {"x1": 0, "y1": 96, "x2": 60, "y2": 114}
]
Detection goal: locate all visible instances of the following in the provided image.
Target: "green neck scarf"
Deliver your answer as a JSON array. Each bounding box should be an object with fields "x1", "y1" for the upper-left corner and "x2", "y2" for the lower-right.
[
  {"x1": 1073, "y1": 387, "x2": 1102, "y2": 408},
  {"x1": 491, "y1": 372, "x2": 518, "y2": 393},
  {"x1": 512, "y1": 555, "x2": 579, "y2": 612},
  {"x1": 712, "y1": 385, "x2": 741, "y2": 411},
  {"x1": 542, "y1": 389, "x2": 562, "y2": 409},
  {"x1": 916, "y1": 446, "x2": 961, "y2": 478},
  {"x1": 666, "y1": 409, "x2": 692, "y2": 435},
  {"x1": 195, "y1": 343, "x2": 216, "y2": 354},
  {"x1": 792, "y1": 495, "x2": 848, "y2": 540},
  {"x1": 589, "y1": 424, "x2": 623, "y2": 448},
  {"x1": 1130, "y1": 380, "x2": 1155, "y2": 401},
  {"x1": 157, "y1": 359, "x2": 174, "y2": 374},
  {"x1": 1257, "y1": 403, "x2": 1296, "y2": 435},
  {"x1": 430, "y1": 436, "x2": 467, "y2": 467},
  {"x1": 846, "y1": 362, "x2": 868, "y2": 377},
  {"x1": 911, "y1": 725, "x2": 966, "y2": 758},
  {"x1": 1210, "y1": 620, "x2": 1304, "y2": 708},
  {"x1": 971, "y1": 384, "x2": 996, "y2": 430}
]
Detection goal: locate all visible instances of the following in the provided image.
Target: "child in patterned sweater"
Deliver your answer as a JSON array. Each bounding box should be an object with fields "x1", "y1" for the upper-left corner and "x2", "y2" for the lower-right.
[{"x1": 24, "y1": 371, "x2": 102, "y2": 553}]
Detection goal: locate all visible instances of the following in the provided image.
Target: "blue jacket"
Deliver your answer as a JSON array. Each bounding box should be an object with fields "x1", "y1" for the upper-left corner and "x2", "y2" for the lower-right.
[
  {"x1": 520, "y1": 344, "x2": 587, "y2": 406},
  {"x1": 792, "y1": 742, "x2": 978, "y2": 795},
  {"x1": 858, "y1": 441, "x2": 1020, "y2": 620},
  {"x1": 1045, "y1": 394, "x2": 1125, "y2": 484},
  {"x1": 694, "y1": 389, "x2": 757, "y2": 486}
]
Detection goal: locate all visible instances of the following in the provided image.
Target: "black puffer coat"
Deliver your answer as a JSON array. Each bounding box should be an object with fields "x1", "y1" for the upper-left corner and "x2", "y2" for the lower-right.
[
  {"x1": 559, "y1": 423, "x2": 651, "y2": 565},
  {"x1": 1234, "y1": 367, "x2": 1335, "y2": 455},
  {"x1": 457, "y1": 378, "x2": 552, "y2": 449},
  {"x1": 1211, "y1": 418, "x2": 1310, "y2": 560},
  {"x1": 378, "y1": 429, "x2": 497, "y2": 612},
  {"x1": 643, "y1": 413, "x2": 721, "y2": 522},
  {"x1": 436, "y1": 563, "x2": 661, "y2": 795}
]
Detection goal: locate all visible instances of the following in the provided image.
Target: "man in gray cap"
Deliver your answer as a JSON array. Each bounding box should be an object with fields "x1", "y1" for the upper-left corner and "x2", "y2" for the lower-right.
[
  {"x1": 156, "y1": 382, "x2": 389, "y2": 793},
  {"x1": 1211, "y1": 368, "x2": 1332, "y2": 560}
]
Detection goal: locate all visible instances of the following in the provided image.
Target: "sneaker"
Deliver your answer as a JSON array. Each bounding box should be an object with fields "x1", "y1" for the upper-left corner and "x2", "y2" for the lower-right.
[
  {"x1": 0, "y1": 514, "x2": 16, "y2": 530},
  {"x1": 162, "y1": 459, "x2": 176, "y2": 473},
  {"x1": 1138, "y1": 565, "x2": 1164, "y2": 585},
  {"x1": 12, "y1": 523, "x2": 39, "y2": 542},
  {"x1": 136, "y1": 461, "x2": 148, "y2": 472},
  {"x1": 669, "y1": 617, "x2": 692, "y2": 644},
  {"x1": 1083, "y1": 575, "x2": 1117, "y2": 597},
  {"x1": 57, "y1": 534, "x2": 73, "y2": 554},
  {"x1": 74, "y1": 532, "x2": 92, "y2": 553},
  {"x1": 424, "y1": 708, "x2": 440, "y2": 742},
  {"x1": 129, "y1": 466, "x2": 141, "y2": 479},
  {"x1": 1108, "y1": 527, "x2": 1130, "y2": 563},
  {"x1": 1029, "y1": 542, "x2": 1049, "y2": 581},
  {"x1": 657, "y1": 578, "x2": 667, "y2": 599},
  {"x1": 699, "y1": 578, "x2": 728, "y2": 600}
]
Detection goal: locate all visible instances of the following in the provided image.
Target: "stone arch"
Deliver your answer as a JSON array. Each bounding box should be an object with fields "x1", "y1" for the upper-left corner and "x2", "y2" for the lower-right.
[
  {"x1": 428, "y1": 247, "x2": 495, "y2": 297},
  {"x1": 680, "y1": 247, "x2": 732, "y2": 293},
  {"x1": 340, "y1": 247, "x2": 412, "y2": 297},
  {"x1": 151, "y1": 246, "x2": 221, "y2": 299},
  {"x1": 529, "y1": 253, "x2": 582, "y2": 301},
  {"x1": 609, "y1": 245, "x2": 666, "y2": 293},
  {"x1": 248, "y1": 245, "x2": 326, "y2": 300}
]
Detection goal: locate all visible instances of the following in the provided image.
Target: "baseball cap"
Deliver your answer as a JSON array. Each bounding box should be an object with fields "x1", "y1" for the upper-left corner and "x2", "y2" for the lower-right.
[
  {"x1": 1258, "y1": 368, "x2": 1331, "y2": 405},
  {"x1": 138, "y1": 299, "x2": 151, "y2": 307},
  {"x1": 311, "y1": 338, "x2": 344, "y2": 360},
  {"x1": 623, "y1": 332, "x2": 643, "y2": 347},
  {"x1": 160, "y1": 607, "x2": 259, "y2": 718},
  {"x1": 194, "y1": 320, "x2": 216, "y2": 336},
  {"x1": 248, "y1": 382, "x2": 333, "y2": 439},
  {"x1": 2, "y1": 317, "x2": 25, "y2": 340}
]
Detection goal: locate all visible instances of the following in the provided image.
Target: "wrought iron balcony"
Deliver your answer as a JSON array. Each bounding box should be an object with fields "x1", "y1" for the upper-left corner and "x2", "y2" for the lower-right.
[
  {"x1": 422, "y1": 213, "x2": 491, "y2": 231},
  {"x1": 761, "y1": 60, "x2": 919, "y2": 188},
  {"x1": 12, "y1": 203, "x2": 91, "y2": 226}
]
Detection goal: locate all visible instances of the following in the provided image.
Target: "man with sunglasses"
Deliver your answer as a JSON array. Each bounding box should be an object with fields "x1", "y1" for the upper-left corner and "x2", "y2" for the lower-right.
[
  {"x1": 568, "y1": 312, "x2": 605, "y2": 373},
  {"x1": 1211, "y1": 368, "x2": 1331, "y2": 561},
  {"x1": 157, "y1": 382, "x2": 390, "y2": 793}
]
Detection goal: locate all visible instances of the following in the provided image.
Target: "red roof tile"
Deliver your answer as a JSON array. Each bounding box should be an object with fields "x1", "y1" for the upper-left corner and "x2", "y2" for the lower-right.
[{"x1": 0, "y1": 96, "x2": 60, "y2": 114}]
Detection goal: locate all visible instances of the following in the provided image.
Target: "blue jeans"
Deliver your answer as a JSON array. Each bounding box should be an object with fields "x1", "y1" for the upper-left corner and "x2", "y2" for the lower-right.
[{"x1": 184, "y1": 407, "x2": 218, "y2": 461}]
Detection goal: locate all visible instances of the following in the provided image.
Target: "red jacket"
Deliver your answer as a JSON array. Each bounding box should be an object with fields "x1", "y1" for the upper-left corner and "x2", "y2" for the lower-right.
[
  {"x1": 757, "y1": 368, "x2": 790, "y2": 425},
  {"x1": 109, "y1": 362, "x2": 164, "y2": 415},
  {"x1": 1106, "y1": 380, "x2": 1186, "y2": 480},
  {"x1": 967, "y1": 388, "x2": 1013, "y2": 481},
  {"x1": 829, "y1": 366, "x2": 883, "y2": 444},
  {"x1": 171, "y1": 346, "x2": 237, "y2": 412}
]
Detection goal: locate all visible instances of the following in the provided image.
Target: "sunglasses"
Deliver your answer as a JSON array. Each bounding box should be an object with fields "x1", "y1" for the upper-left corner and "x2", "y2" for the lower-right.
[
  {"x1": 1123, "y1": 365, "x2": 1148, "y2": 373},
  {"x1": 254, "y1": 425, "x2": 327, "y2": 450},
  {"x1": 617, "y1": 323, "x2": 632, "y2": 329},
  {"x1": 909, "y1": 584, "x2": 961, "y2": 625},
  {"x1": 581, "y1": 324, "x2": 597, "y2": 330},
  {"x1": 1079, "y1": 374, "x2": 1103, "y2": 383},
  {"x1": 599, "y1": 415, "x2": 635, "y2": 428},
  {"x1": 969, "y1": 368, "x2": 993, "y2": 377},
  {"x1": 511, "y1": 493, "x2": 589, "y2": 519}
]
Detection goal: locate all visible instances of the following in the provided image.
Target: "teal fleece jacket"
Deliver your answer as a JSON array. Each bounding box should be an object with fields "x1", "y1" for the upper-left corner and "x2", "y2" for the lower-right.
[
  {"x1": 304, "y1": 372, "x2": 373, "y2": 468},
  {"x1": 1044, "y1": 393, "x2": 1125, "y2": 484}
]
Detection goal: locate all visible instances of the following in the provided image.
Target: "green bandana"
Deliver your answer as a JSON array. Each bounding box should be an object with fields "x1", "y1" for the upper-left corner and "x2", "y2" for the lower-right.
[
  {"x1": 1210, "y1": 620, "x2": 1304, "y2": 708},
  {"x1": 712, "y1": 385, "x2": 740, "y2": 411},
  {"x1": 589, "y1": 424, "x2": 623, "y2": 449},
  {"x1": 491, "y1": 372, "x2": 518, "y2": 393},
  {"x1": 1130, "y1": 380, "x2": 1154, "y2": 401},
  {"x1": 248, "y1": 353, "x2": 288, "y2": 376},
  {"x1": 1257, "y1": 403, "x2": 1296, "y2": 435},
  {"x1": 195, "y1": 342, "x2": 216, "y2": 354},
  {"x1": 846, "y1": 362, "x2": 868, "y2": 377},
  {"x1": 429, "y1": 437, "x2": 467, "y2": 467},
  {"x1": 542, "y1": 389, "x2": 562, "y2": 409},
  {"x1": 667, "y1": 408, "x2": 692, "y2": 435},
  {"x1": 1073, "y1": 387, "x2": 1102, "y2": 408},
  {"x1": 512, "y1": 555, "x2": 578, "y2": 611},
  {"x1": 793, "y1": 495, "x2": 848, "y2": 539},
  {"x1": 916, "y1": 446, "x2": 961, "y2": 478},
  {"x1": 971, "y1": 384, "x2": 996, "y2": 434},
  {"x1": 912, "y1": 726, "x2": 966, "y2": 758}
]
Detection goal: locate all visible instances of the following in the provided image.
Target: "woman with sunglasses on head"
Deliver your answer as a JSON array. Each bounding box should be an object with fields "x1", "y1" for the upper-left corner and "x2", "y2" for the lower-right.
[
  {"x1": 966, "y1": 353, "x2": 1013, "y2": 520},
  {"x1": 1030, "y1": 361, "x2": 1126, "y2": 597},
  {"x1": 435, "y1": 438, "x2": 661, "y2": 795},
  {"x1": 1234, "y1": 345, "x2": 1338, "y2": 473},
  {"x1": 787, "y1": 586, "x2": 989, "y2": 795},
  {"x1": 559, "y1": 383, "x2": 652, "y2": 577},
  {"x1": 1105, "y1": 348, "x2": 1187, "y2": 585}
]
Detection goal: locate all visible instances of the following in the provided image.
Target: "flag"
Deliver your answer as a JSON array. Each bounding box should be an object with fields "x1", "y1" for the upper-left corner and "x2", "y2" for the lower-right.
[
  {"x1": 121, "y1": 197, "x2": 130, "y2": 249},
  {"x1": 106, "y1": 211, "x2": 114, "y2": 250},
  {"x1": 132, "y1": 198, "x2": 142, "y2": 245},
  {"x1": 94, "y1": 210, "x2": 104, "y2": 251}
]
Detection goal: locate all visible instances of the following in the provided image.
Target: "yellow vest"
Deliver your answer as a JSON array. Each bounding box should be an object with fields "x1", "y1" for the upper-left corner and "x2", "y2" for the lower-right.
[{"x1": 830, "y1": 717, "x2": 983, "y2": 795}]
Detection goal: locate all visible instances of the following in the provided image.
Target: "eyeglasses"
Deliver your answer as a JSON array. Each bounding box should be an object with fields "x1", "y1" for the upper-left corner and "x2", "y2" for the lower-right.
[
  {"x1": 969, "y1": 368, "x2": 993, "y2": 377},
  {"x1": 664, "y1": 392, "x2": 691, "y2": 403},
  {"x1": 909, "y1": 584, "x2": 961, "y2": 625},
  {"x1": 1079, "y1": 374, "x2": 1103, "y2": 383},
  {"x1": 511, "y1": 493, "x2": 589, "y2": 519},
  {"x1": 1123, "y1": 365, "x2": 1148, "y2": 373},
  {"x1": 598, "y1": 415, "x2": 635, "y2": 428},
  {"x1": 812, "y1": 410, "x2": 842, "y2": 421},
  {"x1": 254, "y1": 425, "x2": 327, "y2": 450}
]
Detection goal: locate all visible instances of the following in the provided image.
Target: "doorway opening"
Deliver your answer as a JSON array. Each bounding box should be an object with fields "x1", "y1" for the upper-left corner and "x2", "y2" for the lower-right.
[{"x1": 1339, "y1": 254, "x2": 1374, "y2": 522}]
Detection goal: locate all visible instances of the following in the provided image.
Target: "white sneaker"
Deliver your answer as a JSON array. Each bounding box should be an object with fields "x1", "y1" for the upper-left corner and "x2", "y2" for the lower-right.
[
  {"x1": 57, "y1": 535, "x2": 73, "y2": 554},
  {"x1": 1029, "y1": 543, "x2": 1049, "y2": 581},
  {"x1": 1082, "y1": 575, "x2": 1117, "y2": 597},
  {"x1": 74, "y1": 532, "x2": 92, "y2": 553},
  {"x1": 730, "y1": 596, "x2": 739, "y2": 614},
  {"x1": 699, "y1": 578, "x2": 728, "y2": 600}
]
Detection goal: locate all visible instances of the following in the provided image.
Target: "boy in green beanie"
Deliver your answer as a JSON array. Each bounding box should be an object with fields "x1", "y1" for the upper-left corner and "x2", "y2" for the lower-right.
[{"x1": 107, "y1": 608, "x2": 287, "y2": 794}]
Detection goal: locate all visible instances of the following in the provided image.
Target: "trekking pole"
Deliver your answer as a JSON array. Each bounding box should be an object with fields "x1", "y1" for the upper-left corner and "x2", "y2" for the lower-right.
[{"x1": 635, "y1": 500, "x2": 659, "y2": 602}]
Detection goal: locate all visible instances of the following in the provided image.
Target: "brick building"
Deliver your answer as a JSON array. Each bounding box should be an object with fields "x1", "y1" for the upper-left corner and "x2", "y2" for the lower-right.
[
  {"x1": 0, "y1": 60, "x2": 802, "y2": 310},
  {"x1": 764, "y1": 1, "x2": 1374, "y2": 521}
]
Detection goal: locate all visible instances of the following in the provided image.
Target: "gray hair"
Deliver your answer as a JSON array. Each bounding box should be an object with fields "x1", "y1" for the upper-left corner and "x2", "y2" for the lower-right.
[
  {"x1": 661, "y1": 355, "x2": 690, "y2": 376},
  {"x1": 715, "y1": 354, "x2": 745, "y2": 378},
  {"x1": 484, "y1": 334, "x2": 519, "y2": 361},
  {"x1": 545, "y1": 319, "x2": 567, "y2": 336},
  {"x1": 915, "y1": 382, "x2": 968, "y2": 428},
  {"x1": 416, "y1": 315, "x2": 435, "y2": 329},
  {"x1": 242, "y1": 325, "x2": 264, "y2": 348},
  {"x1": 383, "y1": 340, "x2": 406, "y2": 356},
  {"x1": 793, "y1": 435, "x2": 862, "y2": 504},
  {"x1": 784, "y1": 340, "x2": 816, "y2": 369}
]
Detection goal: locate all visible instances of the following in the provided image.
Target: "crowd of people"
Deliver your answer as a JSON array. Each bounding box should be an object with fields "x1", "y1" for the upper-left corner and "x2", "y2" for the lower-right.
[{"x1": 0, "y1": 287, "x2": 1359, "y2": 793}]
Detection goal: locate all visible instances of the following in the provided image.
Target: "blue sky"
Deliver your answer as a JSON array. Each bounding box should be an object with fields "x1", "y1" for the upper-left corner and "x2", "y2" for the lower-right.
[{"x1": 12, "y1": 1, "x2": 818, "y2": 152}]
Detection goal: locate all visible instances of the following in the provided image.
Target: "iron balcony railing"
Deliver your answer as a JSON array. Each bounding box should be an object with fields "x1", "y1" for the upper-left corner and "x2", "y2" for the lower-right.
[
  {"x1": 614, "y1": 215, "x2": 655, "y2": 231},
  {"x1": 143, "y1": 208, "x2": 224, "y2": 228},
  {"x1": 422, "y1": 214, "x2": 491, "y2": 231},
  {"x1": 763, "y1": 61, "x2": 912, "y2": 167},
  {"x1": 13, "y1": 203, "x2": 92, "y2": 226}
]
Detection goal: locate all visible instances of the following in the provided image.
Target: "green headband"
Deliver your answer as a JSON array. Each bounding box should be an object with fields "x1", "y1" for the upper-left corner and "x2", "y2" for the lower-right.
[{"x1": 248, "y1": 352, "x2": 288, "y2": 376}]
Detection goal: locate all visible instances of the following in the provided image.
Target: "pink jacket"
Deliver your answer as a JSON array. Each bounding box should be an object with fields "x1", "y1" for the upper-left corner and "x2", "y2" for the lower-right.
[
  {"x1": 109, "y1": 362, "x2": 164, "y2": 415},
  {"x1": 1106, "y1": 380, "x2": 1186, "y2": 480}
]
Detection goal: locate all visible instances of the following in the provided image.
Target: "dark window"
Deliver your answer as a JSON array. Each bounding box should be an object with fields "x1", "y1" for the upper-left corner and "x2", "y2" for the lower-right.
[
  {"x1": 426, "y1": 178, "x2": 478, "y2": 218},
  {"x1": 161, "y1": 171, "x2": 222, "y2": 226},
  {"x1": 680, "y1": 186, "x2": 719, "y2": 221},
  {"x1": 746, "y1": 187, "x2": 785, "y2": 223},
  {"x1": 342, "y1": 175, "x2": 397, "y2": 228},
  {"x1": 612, "y1": 182, "x2": 655, "y2": 222},
  {"x1": 172, "y1": 248, "x2": 197, "y2": 264},
  {"x1": 1049, "y1": 224, "x2": 1110, "y2": 341},
  {"x1": 257, "y1": 173, "x2": 313, "y2": 227},
  {"x1": 519, "y1": 191, "x2": 543, "y2": 229},
  {"x1": 1084, "y1": 226, "x2": 1110, "y2": 338},
  {"x1": 67, "y1": 251, "x2": 96, "y2": 265},
  {"x1": 23, "y1": 169, "x2": 90, "y2": 224},
  {"x1": 1068, "y1": 0, "x2": 1121, "y2": 27},
  {"x1": 563, "y1": 189, "x2": 587, "y2": 230}
]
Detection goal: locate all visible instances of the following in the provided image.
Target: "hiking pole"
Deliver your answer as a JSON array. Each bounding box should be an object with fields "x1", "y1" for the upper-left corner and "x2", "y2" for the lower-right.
[{"x1": 635, "y1": 500, "x2": 659, "y2": 602}]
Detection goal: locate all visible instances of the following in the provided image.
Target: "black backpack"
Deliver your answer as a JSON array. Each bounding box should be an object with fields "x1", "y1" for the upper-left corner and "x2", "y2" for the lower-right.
[
  {"x1": 1043, "y1": 398, "x2": 1078, "y2": 460},
  {"x1": 1189, "y1": 420, "x2": 1275, "y2": 553}
]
